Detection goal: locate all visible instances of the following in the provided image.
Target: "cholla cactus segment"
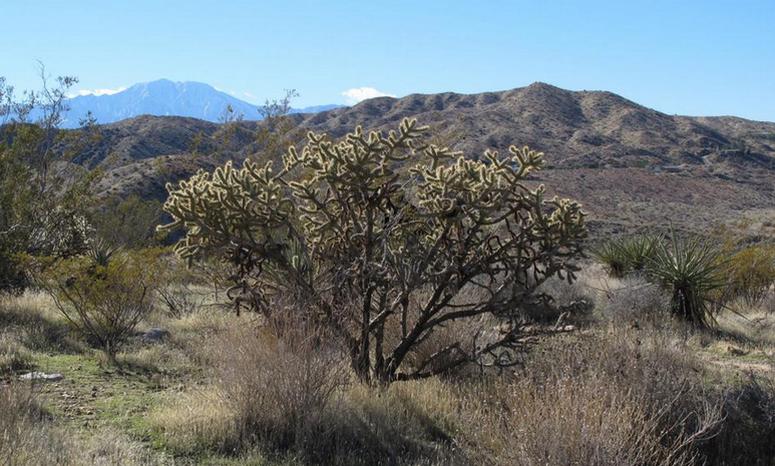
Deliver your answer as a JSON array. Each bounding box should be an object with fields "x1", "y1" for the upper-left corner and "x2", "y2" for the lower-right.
[{"x1": 159, "y1": 160, "x2": 295, "y2": 261}]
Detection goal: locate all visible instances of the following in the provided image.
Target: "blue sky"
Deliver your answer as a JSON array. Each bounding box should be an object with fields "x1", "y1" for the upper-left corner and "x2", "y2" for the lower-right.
[{"x1": 2, "y1": 0, "x2": 774, "y2": 120}]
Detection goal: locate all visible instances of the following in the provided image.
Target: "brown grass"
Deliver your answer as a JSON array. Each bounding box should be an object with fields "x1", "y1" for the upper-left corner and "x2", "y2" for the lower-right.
[
  {"x1": 455, "y1": 322, "x2": 724, "y2": 465},
  {"x1": 0, "y1": 384, "x2": 78, "y2": 466}
]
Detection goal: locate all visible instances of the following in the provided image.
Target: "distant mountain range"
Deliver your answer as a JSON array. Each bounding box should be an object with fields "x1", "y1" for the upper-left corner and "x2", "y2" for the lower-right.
[
  {"x1": 57, "y1": 82, "x2": 775, "y2": 236},
  {"x1": 60, "y1": 79, "x2": 344, "y2": 127}
]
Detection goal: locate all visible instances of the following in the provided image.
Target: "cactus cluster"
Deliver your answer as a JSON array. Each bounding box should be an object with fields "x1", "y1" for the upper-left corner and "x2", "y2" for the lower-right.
[{"x1": 160, "y1": 118, "x2": 586, "y2": 382}]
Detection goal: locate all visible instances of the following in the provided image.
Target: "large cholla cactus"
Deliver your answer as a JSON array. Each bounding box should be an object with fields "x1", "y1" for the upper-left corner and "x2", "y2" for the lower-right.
[{"x1": 160, "y1": 118, "x2": 586, "y2": 383}]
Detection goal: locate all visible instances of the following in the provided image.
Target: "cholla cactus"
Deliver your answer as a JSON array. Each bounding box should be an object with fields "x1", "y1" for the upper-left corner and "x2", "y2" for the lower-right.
[{"x1": 160, "y1": 118, "x2": 586, "y2": 383}]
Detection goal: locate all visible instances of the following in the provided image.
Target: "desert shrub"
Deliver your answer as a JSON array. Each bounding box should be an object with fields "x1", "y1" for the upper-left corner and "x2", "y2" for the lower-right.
[
  {"x1": 0, "y1": 252, "x2": 29, "y2": 295},
  {"x1": 153, "y1": 312, "x2": 463, "y2": 464},
  {"x1": 529, "y1": 274, "x2": 595, "y2": 323},
  {"x1": 212, "y1": 320, "x2": 349, "y2": 457},
  {"x1": 599, "y1": 276, "x2": 670, "y2": 324},
  {"x1": 593, "y1": 234, "x2": 660, "y2": 278},
  {"x1": 0, "y1": 384, "x2": 78, "y2": 465},
  {"x1": 0, "y1": 330, "x2": 33, "y2": 375},
  {"x1": 40, "y1": 249, "x2": 161, "y2": 359},
  {"x1": 461, "y1": 329, "x2": 722, "y2": 466},
  {"x1": 647, "y1": 234, "x2": 725, "y2": 328},
  {"x1": 722, "y1": 244, "x2": 775, "y2": 308},
  {"x1": 0, "y1": 75, "x2": 93, "y2": 295},
  {"x1": 699, "y1": 374, "x2": 775, "y2": 464},
  {"x1": 90, "y1": 195, "x2": 164, "y2": 249},
  {"x1": 160, "y1": 118, "x2": 586, "y2": 383}
]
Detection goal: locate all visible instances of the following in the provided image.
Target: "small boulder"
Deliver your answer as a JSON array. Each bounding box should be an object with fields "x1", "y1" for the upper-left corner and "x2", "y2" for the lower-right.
[
  {"x1": 141, "y1": 328, "x2": 171, "y2": 343},
  {"x1": 19, "y1": 371, "x2": 64, "y2": 382}
]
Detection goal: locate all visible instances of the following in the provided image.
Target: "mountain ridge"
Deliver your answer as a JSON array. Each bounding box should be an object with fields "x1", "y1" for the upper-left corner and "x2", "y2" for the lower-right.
[{"x1": 57, "y1": 82, "x2": 775, "y2": 236}]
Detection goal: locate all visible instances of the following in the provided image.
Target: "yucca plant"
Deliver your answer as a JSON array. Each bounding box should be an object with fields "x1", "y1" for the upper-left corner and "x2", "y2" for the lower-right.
[
  {"x1": 86, "y1": 237, "x2": 120, "y2": 267},
  {"x1": 646, "y1": 234, "x2": 725, "y2": 328},
  {"x1": 594, "y1": 234, "x2": 661, "y2": 278}
]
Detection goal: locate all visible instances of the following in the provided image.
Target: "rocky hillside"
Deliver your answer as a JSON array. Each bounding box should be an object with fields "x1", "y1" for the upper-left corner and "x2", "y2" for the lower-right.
[{"x1": 64, "y1": 82, "x2": 775, "y2": 236}]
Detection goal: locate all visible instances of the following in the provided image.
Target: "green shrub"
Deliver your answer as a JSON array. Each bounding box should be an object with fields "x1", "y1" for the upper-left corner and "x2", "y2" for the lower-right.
[
  {"x1": 40, "y1": 249, "x2": 161, "y2": 359},
  {"x1": 722, "y1": 244, "x2": 775, "y2": 308},
  {"x1": 90, "y1": 195, "x2": 164, "y2": 249}
]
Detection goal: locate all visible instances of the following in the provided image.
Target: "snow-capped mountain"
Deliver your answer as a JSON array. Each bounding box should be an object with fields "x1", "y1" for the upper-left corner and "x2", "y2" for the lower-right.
[{"x1": 61, "y1": 79, "x2": 343, "y2": 127}]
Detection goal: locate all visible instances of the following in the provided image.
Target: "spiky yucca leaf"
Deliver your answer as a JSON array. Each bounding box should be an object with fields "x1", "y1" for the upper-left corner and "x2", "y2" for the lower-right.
[
  {"x1": 646, "y1": 235, "x2": 724, "y2": 328},
  {"x1": 594, "y1": 234, "x2": 661, "y2": 278}
]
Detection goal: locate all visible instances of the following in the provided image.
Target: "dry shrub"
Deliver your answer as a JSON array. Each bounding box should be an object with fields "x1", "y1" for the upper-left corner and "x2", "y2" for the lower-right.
[
  {"x1": 150, "y1": 387, "x2": 238, "y2": 455},
  {"x1": 459, "y1": 327, "x2": 723, "y2": 466},
  {"x1": 153, "y1": 311, "x2": 464, "y2": 464},
  {"x1": 0, "y1": 384, "x2": 78, "y2": 465},
  {"x1": 600, "y1": 276, "x2": 671, "y2": 325},
  {"x1": 699, "y1": 374, "x2": 775, "y2": 464},
  {"x1": 156, "y1": 315, "x2": 349, "y2": 460},
  {"x1": 0, "y1": 331, "x2": 32, "y2": 375},
  {"x1": 214, "y1": 319, "x2": 348, "y2": 457}
]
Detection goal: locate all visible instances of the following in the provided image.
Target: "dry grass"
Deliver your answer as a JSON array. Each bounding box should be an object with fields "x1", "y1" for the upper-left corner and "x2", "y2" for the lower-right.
[
  {"x1": 151, "y1": 315, "x2": 467, "y2": 465},
  {"x1": 3, "y1": 261, "x2": 774, "y2": 465},
  {"x1": 0, "y1": 331, "x2": 33, "y2": 375},
  {"x1": 455, "y1": 322, "x2": 724, "y2": 466},
  {"x1": 0, "y1": 383, "x2": 78, "y2": 466},
  {"x1": 150, "y1": 386, "x2": 238, "y2": 455}
]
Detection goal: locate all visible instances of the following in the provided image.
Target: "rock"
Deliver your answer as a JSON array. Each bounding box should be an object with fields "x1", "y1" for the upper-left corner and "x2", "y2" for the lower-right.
[
  {"x1": 141, "y1": 328, "x2": 171, "y2": 343},
  {"x1": 19, "y1": 371, "x2": 64, "y2": 382}
]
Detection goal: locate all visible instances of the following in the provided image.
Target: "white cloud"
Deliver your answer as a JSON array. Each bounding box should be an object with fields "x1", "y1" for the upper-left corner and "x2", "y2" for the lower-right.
[
  {"x1": 341, "y1": 87, "x2": 395, "y2": 105},
  {"x1": 69, "y1": 87, "x2": 126, "y2": 98}
]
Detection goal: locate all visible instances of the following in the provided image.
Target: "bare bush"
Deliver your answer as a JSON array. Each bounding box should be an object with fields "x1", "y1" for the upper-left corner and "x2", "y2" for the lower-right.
[{"x1": 153, "y1": 311, "x2": 466, "y2": 464}]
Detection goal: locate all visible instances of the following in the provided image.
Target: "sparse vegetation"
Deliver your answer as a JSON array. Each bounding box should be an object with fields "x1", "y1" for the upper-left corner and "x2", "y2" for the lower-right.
[
  {"x1": 646, "y1": 234, "x2": 726, "y2": 328},
  {"x1": 0, "y1": 384, "x2": 78, "y2": 466}
]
